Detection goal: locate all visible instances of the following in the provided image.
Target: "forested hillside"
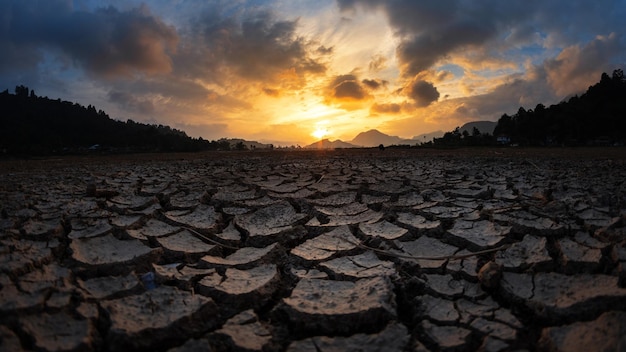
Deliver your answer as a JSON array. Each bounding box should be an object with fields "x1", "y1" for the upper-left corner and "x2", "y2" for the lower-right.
[
  {"x1": 0, "y1": 87, "x2": 216, "y2": 155},
  {"x1": 2, "y1": 68, "x2": 624, "y2": 155},
  {"x1": 430, "y1": 70, "x2": 626, "y2": 147},
  {"x1": 493, "y1": 69, "x2": 626, "y2": 146}
]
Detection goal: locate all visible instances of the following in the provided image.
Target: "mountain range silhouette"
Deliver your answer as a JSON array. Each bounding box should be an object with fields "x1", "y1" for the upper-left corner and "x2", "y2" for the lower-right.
[{"x1": 1, "y1": 69, "x2": 624, "y2": 155}]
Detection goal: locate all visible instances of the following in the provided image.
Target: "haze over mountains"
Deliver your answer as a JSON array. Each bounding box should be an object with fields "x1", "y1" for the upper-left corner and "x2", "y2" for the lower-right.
[
  {"x1": 4, "y1": 69, "x2": 622, "y2": 154},
  {"x1": 0, "y1": 85, "x2": 496, "y2": 153},
  {"x1": 305, "y1": 121, "x2": 497, "y2": 149},
  {"x1": 350, "y1": 129, "x2": 415, "y2": 147}
]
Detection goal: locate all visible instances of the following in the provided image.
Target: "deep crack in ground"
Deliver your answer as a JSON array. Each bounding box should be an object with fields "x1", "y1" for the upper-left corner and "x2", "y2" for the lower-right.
[{"x1": 1, "y1": 148, "x2": 626, "y2": 351}]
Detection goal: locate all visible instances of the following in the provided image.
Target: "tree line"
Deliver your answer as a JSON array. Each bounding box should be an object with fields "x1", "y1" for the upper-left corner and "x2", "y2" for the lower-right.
[
  {"x1": 0, "y1": 87, "x2": 240, "y2": 155},
  {"x1": 494, "y1": 69, "x2": 625, "y2": 146},
  {"x1": 430, "y1": 69, "x2": 626, "y2": 147},
  {"x1": 2, "y1": 69, "x2": 624, "y2": 155}
]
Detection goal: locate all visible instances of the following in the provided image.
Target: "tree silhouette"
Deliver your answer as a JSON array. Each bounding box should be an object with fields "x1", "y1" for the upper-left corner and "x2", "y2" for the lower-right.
[
  {"x1": 0, "y1": 86, "x2": 232, "y2": 155},
  {"x1": 15, "y1": 85, "x2": 29, "y2": 98},
  {"x1": 492, "y1": 69, "x2": 626, "y2": 146}
]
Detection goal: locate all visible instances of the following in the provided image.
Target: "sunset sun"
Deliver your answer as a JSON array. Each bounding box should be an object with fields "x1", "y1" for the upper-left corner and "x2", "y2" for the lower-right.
[
  {"x1": 311, "y1": 127, "x2": 329, "y2": 140},
  {"x1": 0, "y1": 0, "x2": 623, "y2": 146}
]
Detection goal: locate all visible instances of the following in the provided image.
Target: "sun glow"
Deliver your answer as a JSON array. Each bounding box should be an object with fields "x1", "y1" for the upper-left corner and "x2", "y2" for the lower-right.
[{"x1": 311, "y1": 127, "x2": 329, "y2": 140}]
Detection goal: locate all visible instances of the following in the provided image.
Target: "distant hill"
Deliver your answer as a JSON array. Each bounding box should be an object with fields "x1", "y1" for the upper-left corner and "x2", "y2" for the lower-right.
[
  {"x1": 0, "y1": 86, "x2": 238, "y2": 155},
  {"x1": 413, "y1": 130, "x2": 444, "y2": 143},
  {"x1": 222, "y1": 138, "x2": 273, "y2": 150},
  {"x1": 304, "y1": 139, "x2": 357, "y2": 149},
  {"x1": 493, "y1": 69, "x2": 626, "y2": 145},
  {"x1": 350, "y1": 129, "x2": 417, "y2": 147},
  {"x1": 459, "y1": 121, "x2": 496, "y2": 135},
  {"x1": 430, "y1": 69, "x2": 626, "y2": 147},
  {"x1": 307, "y1": 128, "x2": 475, "y2": 149},
  {"x1": 348, "y1": 125, "x2": 498, "y2": 148}
]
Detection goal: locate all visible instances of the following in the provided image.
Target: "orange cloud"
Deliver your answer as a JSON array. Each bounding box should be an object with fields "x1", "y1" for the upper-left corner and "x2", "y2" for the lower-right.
[
  {"x1": 370, "y1": 102, "x2": 401, "y2": 114},
  {"x1": 263, "y1": 87, "x2": 280, "y2": 97},
  {"x1": 368, "y1": 54, "x2": 388, "y2": 72},
  {"x1": 545, "y1": 33, "x2": 620, "y2": 97}
]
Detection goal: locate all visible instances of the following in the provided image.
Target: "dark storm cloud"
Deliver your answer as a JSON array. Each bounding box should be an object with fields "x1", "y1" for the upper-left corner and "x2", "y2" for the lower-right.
[
  {"x1": 329, "y1": 74, "x2": 368, "y2": 100},
  {"x1": 108, "y1": 90, "x2": 155, "y2": 114},
  {"x1": 334, "y1": 81, "x2": 366, "y2": 99},
  {"x1": 317, "y1": 45, "x2": 334, "y2": 55},
  {"x1": 0, "y1": 1, "x2": 56, "y2": 73},
  {"x1": 227, "y1": 14, "x2": 308, "y2": 79},
  {"x1": 407, "y1": 80, "x2": 440, "y2": 107},
  {"x1": 263, "y1": 87, "x2": 280, "y2": 96},
  {"x1": 338, "y1": 0, "x2": 626, "y2": 78},
  {"x1": 337, "y1": 0, "x2": 507, "y2": 76},
  {"x1": 151, "y1": 78, "x2": 212, "y2": 102},
  {"x1": 396, "y1": 19, "x2": 496, "y2": 76},
  {"x1": 0, "y1": 1, "x2": 178, "y2": 77},
  {"x1": 362, "y1": 78, "x2": 387, "y2": 90},
  {"x1": 177, "y1": 11, "x2": 327, "y2": 84}
]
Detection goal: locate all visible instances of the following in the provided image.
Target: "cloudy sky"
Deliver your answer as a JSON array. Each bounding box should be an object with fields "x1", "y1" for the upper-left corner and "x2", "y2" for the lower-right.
[{"x1": 1, "y1": 0, "x2": 625, "y2": 145}]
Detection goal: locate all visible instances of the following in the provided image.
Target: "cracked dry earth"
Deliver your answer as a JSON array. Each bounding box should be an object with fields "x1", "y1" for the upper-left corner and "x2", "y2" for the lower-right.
[{"x1": 1, "y1": 149, "x2": 626, "y2": 351}]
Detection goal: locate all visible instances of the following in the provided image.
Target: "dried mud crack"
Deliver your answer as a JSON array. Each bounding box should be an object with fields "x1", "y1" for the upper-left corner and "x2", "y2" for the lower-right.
[{"x1": 1, "y1": 148, "x2": 626, "y2": 351}]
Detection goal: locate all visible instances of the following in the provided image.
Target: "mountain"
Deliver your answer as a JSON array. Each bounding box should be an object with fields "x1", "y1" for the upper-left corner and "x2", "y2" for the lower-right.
[
  {"x1": 349, "y1": 125, "x2": 496, "y2": 147},
  {"x1": 304, "y1": 139, "x2": 357, "y2": 149},
  {"x1": 222, "y1": 138, "x2": 273, "y2": 149},
  {"x1": 350, "y1": 129, "x2": 417, "y2": 147},
  {"x1": 413, "y1": 130, "x2": 444, "y2": 143},
  {"x1": 459, "y1": 121, "x2": 497, "y2": 135}
]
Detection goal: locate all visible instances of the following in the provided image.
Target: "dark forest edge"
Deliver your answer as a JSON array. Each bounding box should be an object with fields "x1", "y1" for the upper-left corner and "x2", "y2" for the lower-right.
[
  {"x1": 0, "y1": 88, "x2": 248, "y2": 156},
  {"x1": 1, "y1": 69, "x2": 625, "y2": 156},
  {"x1": 426, "y1": 69, "x2": 626, "y2": 148}
]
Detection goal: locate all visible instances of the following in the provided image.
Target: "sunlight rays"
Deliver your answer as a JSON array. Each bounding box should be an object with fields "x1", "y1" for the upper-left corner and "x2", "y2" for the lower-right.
[{"x1": 311, "y1": 127, "x2": 330, "y2": 140}]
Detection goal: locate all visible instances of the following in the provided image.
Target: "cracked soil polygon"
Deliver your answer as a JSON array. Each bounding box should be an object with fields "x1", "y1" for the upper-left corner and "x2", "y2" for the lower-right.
[{"x1": 2, "y1": 149, "x2": 626, "y2": 351}]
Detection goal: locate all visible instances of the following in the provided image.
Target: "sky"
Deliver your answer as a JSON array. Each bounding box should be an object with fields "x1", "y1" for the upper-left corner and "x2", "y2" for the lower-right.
[{"x1": 1, "y1": 0, "x2": 625, "y2": 146}]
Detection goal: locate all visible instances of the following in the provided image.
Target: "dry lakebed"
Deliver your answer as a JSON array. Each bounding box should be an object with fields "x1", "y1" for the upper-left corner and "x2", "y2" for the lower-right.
[{"x1": 1, "y1": 148, "x2": 626, "y2": 351}]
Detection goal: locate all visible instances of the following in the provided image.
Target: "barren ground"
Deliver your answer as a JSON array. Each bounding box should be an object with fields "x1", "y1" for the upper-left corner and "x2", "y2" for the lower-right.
[{"x1": 1, "y1": 147, "x2": 626, "y2": 351}]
